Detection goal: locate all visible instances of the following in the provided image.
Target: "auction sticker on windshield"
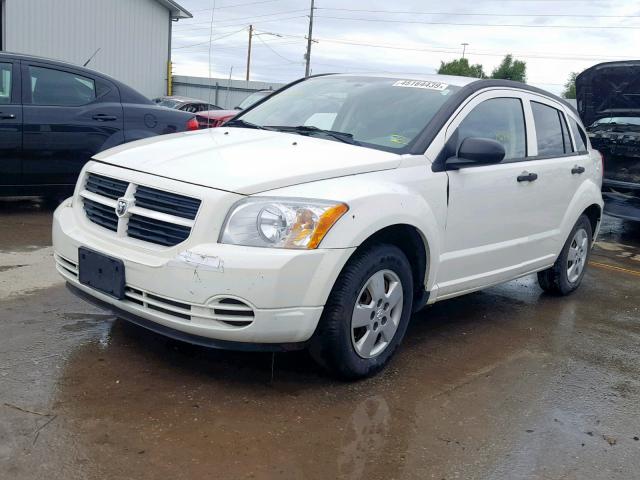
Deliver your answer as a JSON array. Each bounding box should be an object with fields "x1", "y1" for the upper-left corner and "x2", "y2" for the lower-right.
[{"x1": 392, "y1": 80, "x2": 448, "y2": 91}]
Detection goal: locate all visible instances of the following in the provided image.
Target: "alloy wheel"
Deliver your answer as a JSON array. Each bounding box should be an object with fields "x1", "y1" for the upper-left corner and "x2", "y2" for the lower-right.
[{"x1": 351, "y1": 269, "x2": 404, "y2": 359}]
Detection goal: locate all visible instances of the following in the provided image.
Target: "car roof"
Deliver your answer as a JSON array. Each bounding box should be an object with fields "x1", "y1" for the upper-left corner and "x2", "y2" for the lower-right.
[
  {"x1": 0, "y1": 51, "x2": 151, "y2": 104},
  {"x1": 1, "y1": 51, "x2": 114, "y2": 79},
  {"x1": 328, "y1": 72, "x2": 478, "y2": 87}
]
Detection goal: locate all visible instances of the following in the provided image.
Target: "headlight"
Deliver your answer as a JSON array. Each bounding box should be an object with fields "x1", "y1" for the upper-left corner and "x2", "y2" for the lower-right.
[{"x1": 220, "y1": 197, "x2": 348, "y2": 249}]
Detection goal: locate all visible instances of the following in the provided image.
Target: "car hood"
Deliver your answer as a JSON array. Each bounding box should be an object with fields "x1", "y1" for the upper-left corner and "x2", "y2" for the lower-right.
[
  {"x1": 576, "y1": 61, "x2": 640, "y2": 127},
  {"x1": 93, "y1": 127, "x2": 401, "y2": 195}
]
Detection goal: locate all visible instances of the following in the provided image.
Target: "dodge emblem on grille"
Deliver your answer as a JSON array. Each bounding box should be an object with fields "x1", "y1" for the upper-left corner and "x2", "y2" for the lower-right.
[{"x1": 115, "y1": 198, "x2": 130, "y2": 218}]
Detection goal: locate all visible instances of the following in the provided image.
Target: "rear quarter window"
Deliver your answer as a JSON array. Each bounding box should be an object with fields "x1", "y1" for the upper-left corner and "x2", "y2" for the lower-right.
[{"x1": 569, "y1": 118, "x2": 588, "y2": 153}]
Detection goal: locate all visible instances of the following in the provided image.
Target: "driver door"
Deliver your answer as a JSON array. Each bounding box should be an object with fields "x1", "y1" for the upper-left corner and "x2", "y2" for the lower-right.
[{"x1": 436, "y1": 91, "x2": 554, "y2": 298}]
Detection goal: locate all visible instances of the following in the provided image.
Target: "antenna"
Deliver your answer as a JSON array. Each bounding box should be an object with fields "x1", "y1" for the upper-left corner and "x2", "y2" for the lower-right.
[
  {"x1": 207, "y1": 0, "x2": 217, "y2": 106},
  {"x1": 83, "y1": 48, "x2": 101, "y2": 67}
]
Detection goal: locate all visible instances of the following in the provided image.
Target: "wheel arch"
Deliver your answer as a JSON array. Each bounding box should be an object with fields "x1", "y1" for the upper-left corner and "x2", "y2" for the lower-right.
[
  {"x1": 558, "y1": 180, "x2": 604, "y2": 250},
  {"x1": 583, "y1": 203, "x2": 602, "y2": 240},
  {"x1": 348, "y1": 223, "x2": 431, "y2": 311}
]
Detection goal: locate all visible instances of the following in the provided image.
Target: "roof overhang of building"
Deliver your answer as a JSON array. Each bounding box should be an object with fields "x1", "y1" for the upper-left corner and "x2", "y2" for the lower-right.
[{"x1": 155, "y1": 0, "x2": 192, "y2": 20}]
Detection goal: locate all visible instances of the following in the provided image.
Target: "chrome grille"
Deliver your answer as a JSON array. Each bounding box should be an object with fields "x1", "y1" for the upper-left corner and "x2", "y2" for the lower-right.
[
  {"x1": 127, "y1": 214, "x2": 191, "y2": 247},
  {"x1": 80, "y1": 172, "x2": 200, "y2": 247},
  {"x1": 134, "y1": 186, "x2": 201, "y2": 220},
  {"x1": 85, "y1": 173, "x2": 128, "y2": 200},
  {"x1": 83, "y1": 198, "x2": 118, "y2": 232}
]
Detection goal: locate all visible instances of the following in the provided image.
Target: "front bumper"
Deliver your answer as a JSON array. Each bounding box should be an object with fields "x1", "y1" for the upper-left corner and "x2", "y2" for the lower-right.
[{"x1": 53, "y1": 201, "x2": 355, "y2": 345}]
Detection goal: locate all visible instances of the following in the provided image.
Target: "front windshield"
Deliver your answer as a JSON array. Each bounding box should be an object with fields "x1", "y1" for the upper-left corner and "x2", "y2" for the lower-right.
[
  {"x1": 237, "y1": 76, "x2": 459, "y2": 153},
  {"x1": 238, "y1": 91, "x2": 270, "y2": 109}
]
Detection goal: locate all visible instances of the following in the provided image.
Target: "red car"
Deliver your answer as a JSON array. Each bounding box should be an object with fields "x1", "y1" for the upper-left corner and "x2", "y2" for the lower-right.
[
  {"x1": 196, "y1": 109, "x2": 238, "y2": 128},
  {"x1": 196, "y1": 90, "x2": 273, "y2": 128}
]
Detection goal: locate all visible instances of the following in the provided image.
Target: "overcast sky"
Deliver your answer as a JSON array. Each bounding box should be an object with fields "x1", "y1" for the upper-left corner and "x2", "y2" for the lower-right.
[{"x1": 171, "y1": 0, "x2": 640, "y2": 95}]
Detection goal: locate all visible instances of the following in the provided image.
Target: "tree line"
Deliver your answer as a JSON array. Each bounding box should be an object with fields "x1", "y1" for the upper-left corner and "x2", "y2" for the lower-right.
[{"x1": 437, "y1": 54, "x2": 578, "y2": 99}]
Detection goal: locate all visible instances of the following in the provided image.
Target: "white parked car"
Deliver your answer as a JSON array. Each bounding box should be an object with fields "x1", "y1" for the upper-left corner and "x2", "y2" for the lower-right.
[{"x1": 53, "y1": 74, "x2": 604, "y2": 378}]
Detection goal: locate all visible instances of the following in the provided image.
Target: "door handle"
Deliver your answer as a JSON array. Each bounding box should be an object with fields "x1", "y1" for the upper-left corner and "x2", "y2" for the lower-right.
[
  {"x1": 571, "y1": 165, "x2": 585, "y2": 174},
  {"x1": 517, "y1": 171, "x2": 538, "y2": 182},
  {"x1": 0, "y1": 113, "x2": 16, "y2": 119},
  {"x1": 92, "y1": 114, "x2": 117, "y2": 122}
]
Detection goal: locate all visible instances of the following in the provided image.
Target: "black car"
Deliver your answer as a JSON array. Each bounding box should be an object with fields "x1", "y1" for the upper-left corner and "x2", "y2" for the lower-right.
[
  {"x1": 0, "y1": 52, "x2": 198, "y2": 198},
  {"x1": 577, "y1": 61, "x2": 640, "y2": 221},
  {"x1": 153, "y1": 95, "x2": 221, "y2": 113}
]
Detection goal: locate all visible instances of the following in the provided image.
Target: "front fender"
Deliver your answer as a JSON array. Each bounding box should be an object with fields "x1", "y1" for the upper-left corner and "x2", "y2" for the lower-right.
[{"x1": 260, "y1": 166, "x2": 447, "y2": 291}]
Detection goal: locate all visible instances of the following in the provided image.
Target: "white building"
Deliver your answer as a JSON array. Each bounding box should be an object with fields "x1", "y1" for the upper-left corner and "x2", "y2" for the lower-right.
[{"x1": 0, "y1": 0, "x2": 190, "y2": 98}]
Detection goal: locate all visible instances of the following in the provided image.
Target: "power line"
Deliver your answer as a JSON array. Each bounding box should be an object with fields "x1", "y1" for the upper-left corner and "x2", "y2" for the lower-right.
[
  {"x1": 256, "y1": 35, "x2": 301, "y2": 64},
  {"x1": 316, "y1": 7, "x2": 640, "y2": 19},
  {"x1": 174, "y1": 9, "x2": 308, "y2": 28},
  {"x1": 314, "y1": 15, "x2": 640, "y2": 29},
  {"x1": 189, "y1": 0, "x2": 282, "y2": 13},
  {"x1": 174, "y1": 15, "x2": 309, "y2": 33},
  {"x1": 311, "y1": 36, "x2": 638, "y2": 63},
  {"x1": 172, "y1": 27, "x2": 247, "y2": 49}
]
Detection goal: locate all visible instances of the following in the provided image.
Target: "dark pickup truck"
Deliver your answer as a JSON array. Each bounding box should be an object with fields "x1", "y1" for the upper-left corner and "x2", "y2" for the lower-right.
[
  {"x1": 0, "y1": 52, "x2": 198, "y2": 199},
  {"x1": 577, "y1": 61, "x2": 640, "y2": 221}
]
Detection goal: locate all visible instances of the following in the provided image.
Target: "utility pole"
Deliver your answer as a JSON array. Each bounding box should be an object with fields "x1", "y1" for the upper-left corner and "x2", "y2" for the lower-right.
[
  {"x1": 461, "y1": 42, "x2": 469, "y2": 59},
  {"x1": 246, "y1": 24, "x2": 253, "y2": 82},
  {"x1": 304, "y1": 0, "x2": 315, "y2": 77}
]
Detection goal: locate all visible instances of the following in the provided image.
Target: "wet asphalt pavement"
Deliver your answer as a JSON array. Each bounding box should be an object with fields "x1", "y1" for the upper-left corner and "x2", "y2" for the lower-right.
[{"x1": 1, "y1": 197, "x2": 639, "y2": 480}]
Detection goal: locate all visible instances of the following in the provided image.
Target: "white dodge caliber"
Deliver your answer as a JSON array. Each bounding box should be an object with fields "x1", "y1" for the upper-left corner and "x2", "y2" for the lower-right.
[{"x1": 53, "y1": 74, "x2": 604, "y2": 378}]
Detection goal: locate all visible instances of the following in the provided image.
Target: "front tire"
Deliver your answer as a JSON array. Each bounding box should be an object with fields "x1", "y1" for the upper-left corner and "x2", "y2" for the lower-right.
[
  {"x1": 537, "y1": 214, "x2": 593, "y2": 295},
  {"x1": 310, "y1": 244, "x2": 413, "y2": 379}
]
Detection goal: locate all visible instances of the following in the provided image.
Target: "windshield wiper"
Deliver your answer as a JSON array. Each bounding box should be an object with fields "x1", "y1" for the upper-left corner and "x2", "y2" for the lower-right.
[
  {"x1": 224, "y1": 118, "x2": 269, "y2": 130},
  {"x1": 265, "y1": 125, "x2": 360, "y2": 146}
]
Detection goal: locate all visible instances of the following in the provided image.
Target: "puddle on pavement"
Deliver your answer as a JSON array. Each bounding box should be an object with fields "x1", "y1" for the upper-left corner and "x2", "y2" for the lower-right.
[
  {"x1": 2, "y1": 273, "x2": 638, "y2": 479},
  {"x1": 2, "y1": 206, "x2": 640, "y2": 479},
  {"x1": 0, "y1": 198, "x2": 55, "y2": 253}
]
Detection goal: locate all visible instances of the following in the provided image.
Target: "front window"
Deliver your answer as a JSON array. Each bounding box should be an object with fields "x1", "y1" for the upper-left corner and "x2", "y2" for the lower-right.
[
  {"x1": 456, "y1": 98, "x2": 526, "y2": 161},
  {"x1": 236, "y1": 76, "x2": 460, "y2": 153}
]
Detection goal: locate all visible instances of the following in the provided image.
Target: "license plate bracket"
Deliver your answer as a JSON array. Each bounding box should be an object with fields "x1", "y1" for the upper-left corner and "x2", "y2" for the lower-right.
[{"x1": 78, "y1": 247, "x2": 126, "y2": 300}]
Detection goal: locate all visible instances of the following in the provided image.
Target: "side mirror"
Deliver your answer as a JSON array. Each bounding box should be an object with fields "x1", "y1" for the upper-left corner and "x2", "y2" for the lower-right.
[{"x1": 446, "y1": 137, "x2": 505, "y2": 170}]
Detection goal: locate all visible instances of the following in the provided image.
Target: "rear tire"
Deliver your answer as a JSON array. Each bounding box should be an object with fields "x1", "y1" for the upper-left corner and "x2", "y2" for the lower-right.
[
  {"x1": 537, "y1": 214, "x2": 592, "y2": 295},
  {"x1": 310, "y1": 243, "x2": 413, "y2": 379}
]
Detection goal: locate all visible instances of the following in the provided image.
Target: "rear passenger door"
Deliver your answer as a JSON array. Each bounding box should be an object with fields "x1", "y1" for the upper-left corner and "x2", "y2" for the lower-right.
[
  {"x1": 21, "y1": 62, "x2": 124, "y2": 186},
  {"x1": 527, "y1": 96, "x2": 589, "y2": 254},
  {"x1": 0, "y1": 60, "x2": 22, "y2": 186},
  {"x1": 437, "y1": 91, "x2": 556, "y2": 297}
]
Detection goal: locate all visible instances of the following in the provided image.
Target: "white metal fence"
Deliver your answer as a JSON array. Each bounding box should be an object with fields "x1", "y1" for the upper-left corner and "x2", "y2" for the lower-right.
[{"x1": 171, "y1": 75, "x2": 285, "y2": 109}]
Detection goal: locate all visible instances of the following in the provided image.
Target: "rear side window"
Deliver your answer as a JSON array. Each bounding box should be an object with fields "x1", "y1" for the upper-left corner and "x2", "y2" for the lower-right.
[
  {"x1": 456, "y1": 97, "x2": 526, "y2": 161},
  {"x1": 29, "y1": 66, "x2": 96, "y2": 106},
  {"x1": 531, "y1": 101, "x2": 572, "y2": 156},
  {"x1": 0, "y1": 63, "x2": 11, "y2": 104},
  {"x1": 569, "y1": 118, "x2": 588, "y2": 153}
]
